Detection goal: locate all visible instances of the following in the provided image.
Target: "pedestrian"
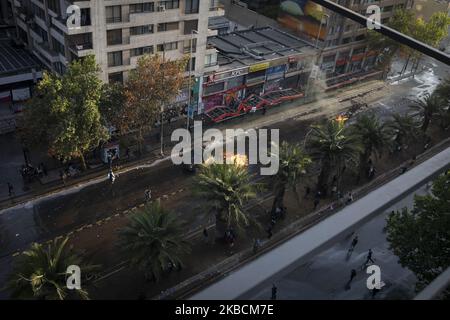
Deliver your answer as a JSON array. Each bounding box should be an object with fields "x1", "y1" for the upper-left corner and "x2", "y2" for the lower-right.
[
  {"x1": 145, "y1": 189, "x2": 152, "y2": 202},
  {"x1": 271, "y1": 215, "x2": 276, "y2": 226},
  {"x1": 346, "y1": 192, "x2": 353, "y2": 205},
  {"x1": 40, "y1": 162, "x2": 48, "y2": 176},
  {"x1": 304, "y1": 186, "x2": 311, "y2": 198},
  {"x1": 350, "y1": 235, "x2": 358, "y2": 250},
  {"x1": 203, "y1": 228, "x2": 209, "y2": 243},
  {"x1": 271, "y1": 284, "x2": 277, "y2": 300},
  {"x1": 400, "y1": 166, "x2": 408, "y2": 174},
  {"x1": 364, "y1": 249, "x2": 375, "y2": 266},
  {"x1": 267, "y1": 226, "x2": 273, "y2": 239},
  {"x1": 315, "y1": 190, "x2": 322, "y2": 199},
  {"x1": 313, "y1": 198, "x2": 320, "y2": 210},
  {"x1": 350, "y1": 269, "x2": 357, "y2": 282},
  {"x1": 371, "y1": 287, "x2": 380, "y2": 299},
  {"x1": 125, "y1": 147, "x2": 130, "y2": 159},
  {"x1": 109, "y1": 170, "x2": 116, "y2": 184},
  {"x1": 7, "y1": 182, "x2": 14, "y2": 197},
  {"x1": 253, "y1": 238, "x2": 261, "y2": 254},
  {"x1": 331, "y1": 184, "x2": 337, "y2": 195},
  {"x1": 60, "y1": 171, "x2": 66, "y2": 186}
]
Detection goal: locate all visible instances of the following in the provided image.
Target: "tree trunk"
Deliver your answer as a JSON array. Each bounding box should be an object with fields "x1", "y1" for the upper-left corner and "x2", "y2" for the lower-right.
[
  {"x1": 79, "y1": 153, "x2": 87, "y2": 171},
  {"x1": 317, "y1": 161, "x2": 330, "y2": 196},
  {"x1": 359, "y1": 149, "x2": 371, "y2": 178},
  {"x1": 137, "y1": 127, "x2": 143, "y2": 154},
  {"x1": 215, "y1": 211, "x2": 228, "y2": 240}
]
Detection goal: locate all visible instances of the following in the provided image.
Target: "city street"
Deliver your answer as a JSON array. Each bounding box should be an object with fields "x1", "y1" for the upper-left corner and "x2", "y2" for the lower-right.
[
  {"x1": 0, "y1": 59, "x2": 448, "y2": 298},
  {"x1": 250, "y1": 184, "x2": 429, "y2": 300}
]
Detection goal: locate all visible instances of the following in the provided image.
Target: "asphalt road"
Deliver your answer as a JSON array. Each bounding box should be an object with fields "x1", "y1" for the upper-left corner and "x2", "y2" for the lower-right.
[
  {"x1": 0, "y1": 59, "x2": 448, "y2": 298},
  {"x1": 251, "y1": 183, "x2": 430, "y2": 300}
]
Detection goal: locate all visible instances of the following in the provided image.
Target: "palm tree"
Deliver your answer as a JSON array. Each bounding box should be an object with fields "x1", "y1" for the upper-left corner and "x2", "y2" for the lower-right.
[
  {"x1": 6, "y1": 238, "x2": 94, "y2": 300},
  {"x1": 194, "y1": 160, "x2": 263, "y2": 238},
  {"x1": 409, "y1": 93, "x2": 441, "y2": 133},
  {"x1": 434, "y1": 78, "x2": 450, "y2": 130},
  {"x1": 306, "y1": 119, "x2": 362, "y2": 196},
  {"x1": 119, "y1": 201, "x2": 190, "y2": 282},
  {"x1": 271, "y1": 142, "x2": 311, "y2": 214},
  {"x1": 388, "y1": 113, "x2": 422, "y2": 149},
  {"x1": 351, "y1": 113, "x2": 390, "y2": 178}
]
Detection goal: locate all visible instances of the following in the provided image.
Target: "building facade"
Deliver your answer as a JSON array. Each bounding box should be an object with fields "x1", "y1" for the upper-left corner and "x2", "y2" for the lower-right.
[{"x1": 6, "y1": 0, "x2": 224, "y2": 84}]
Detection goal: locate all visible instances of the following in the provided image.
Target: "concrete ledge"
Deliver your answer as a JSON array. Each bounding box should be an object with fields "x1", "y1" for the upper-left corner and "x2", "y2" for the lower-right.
[
  {"x1": 414, "y1": 267, "x2": 450, "y2": 300},
  {"x1": 190, "y1": 147, "x2": 450, "y2": 300}
]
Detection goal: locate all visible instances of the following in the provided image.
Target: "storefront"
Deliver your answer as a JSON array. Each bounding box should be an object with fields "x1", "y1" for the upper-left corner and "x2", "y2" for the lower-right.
[{"x1": 264, "y1": 65, "x2": 286, "y2": 93}]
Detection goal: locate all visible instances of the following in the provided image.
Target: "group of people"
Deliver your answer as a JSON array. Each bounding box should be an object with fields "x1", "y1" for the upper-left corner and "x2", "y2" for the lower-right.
[{"x1": 21, "y1": 162, "x2": 47, "y2": 182}]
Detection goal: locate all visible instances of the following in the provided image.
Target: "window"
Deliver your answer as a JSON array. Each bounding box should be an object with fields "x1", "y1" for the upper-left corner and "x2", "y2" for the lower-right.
[
  {"x1": 158, "y1": 0, "x2": 179, "y2": 10},
  {"x1": 204, "y1": 53, "x2": 217, "y2": 67},
  {"x1": 342, "y1": 37, "x2": 352, "y2": 44},
  {"x1": 107, "y1": 29, "x2": 122, "y2": 45},
  {"x1": 183, "y1": 38, "x2": 197, "y2": 53},
  {"x1": 52, "y1": 37, "x2": 65, "y2": 55},
  {"x1": 185, "y1": 0, "x2": 199, "y2": 14},
  {"x1": 322, "y1": 54, "x2": 336, "y2": 63},
  {"x1": 157, "y1": 22, "x2": 179, "y2": 32},
  {"x1": 355, "y1": 34, "x2": 365, "y2": 41},
  {"x1": 130, "y1": 24, "x2": 154, "y2": 36},
  {"x1": 108, "y1": 51, "x2": 123, "y2": 67},
  {"x1": 109, "y1": 72, "x2": 123, "y2": 84},
  {"x1": 130, "y1": 46, "x2": 154, "y2": 57},
  {"x1": 130, "y1": 2, "x2": 154, "y2": 13},
  {"x1": 381, "y1": 6, "x2": 393, "y2": 12},
  {"x1": 353, "y1": 47, "x2": 366, "y2": 55},
  {"x1": 106, "y1": 6, "x2": 122, "y2": 23},
  {"x1": 157, "y1": 41, "x2": 178, "y2": 51},
  {"x1": 204, "y1": 82, "x2": 225, "y2": 96},
  {"x1": 184, "y1": 20, "x2": 198, "y2": 35},
  {"x1": 345, "y1": 24, "x2": 352, "y2": 32}
]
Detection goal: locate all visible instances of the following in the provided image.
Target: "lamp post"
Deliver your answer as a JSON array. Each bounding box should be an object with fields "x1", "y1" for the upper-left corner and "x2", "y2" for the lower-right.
[
  {"x1": 160, "y1": 42, "x2": 166, "y2": 156},
  {"x1": 187, "y1": 29, "x2": 198, "y2": 131}
]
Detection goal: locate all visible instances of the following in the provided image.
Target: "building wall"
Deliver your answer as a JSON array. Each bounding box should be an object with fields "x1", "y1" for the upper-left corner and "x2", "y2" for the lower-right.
[{"x1": 8, "y1": 0, "x2": 224, "y2": 84}]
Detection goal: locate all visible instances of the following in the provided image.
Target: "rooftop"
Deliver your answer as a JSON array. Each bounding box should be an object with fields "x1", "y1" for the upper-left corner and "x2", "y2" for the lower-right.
[
  {"x1": 0, "y1": 38, "x2": 42, "y2": 77},
  {"x1": 208, "y1": 26, "x2": 315, "y2": 70}
]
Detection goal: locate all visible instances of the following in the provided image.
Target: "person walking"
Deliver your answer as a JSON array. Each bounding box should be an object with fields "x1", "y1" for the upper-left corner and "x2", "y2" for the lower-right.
[
  {"x1": 267, "y1": 226, "x2": 273, "y2": 239},
  {"x1": 363, "y1": 249, "x2": 375, "y2": 267},
  {"x1": 313, "y1": 198, "x2": 320, "y2": 210},
  {"x1": 145, "y1": 189, "x2": 152, "y2": 202},
  {"x1": 253, "y1": 238, "x2": 261, "y2": 254},
  {"x1": 60, "y1": 171, "x2": 66, "y2": 186},
  {"x1": 350, "y1": 269, "x2": 357, "y2": 282},
  {"x1": 203, "y1": 228, "x2": 209, "y2": 243},
  {"x1": 7, "y1": 182, "x2": 14, "y2": 197},
  {"x1": 40, "y1": 162, "x2": 48, "y2": 176},
  {"x1": 304, "y1": 186, "x2": 311, "y2": 198},
  {"x1": 271, "y1": 284, "x2": 277, "y2": 300},
  {"x1": 346, "y1": 192, "x2": 353, "y2": 205},
  {"x1": 350, "y1": 235, "x2": 358, "y2": 251}
]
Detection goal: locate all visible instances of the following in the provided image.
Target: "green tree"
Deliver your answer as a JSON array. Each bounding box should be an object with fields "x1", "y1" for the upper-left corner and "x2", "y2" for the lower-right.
[
  {"x1": 351, "y1": 113, "x2": 390, "y2": 178},
  {"x1": 307, "y1": 120, "x2": 362, "y2": 195},
  {"x1": 99, "y1": 82, "x2": 128, "y2": 135},
  {"x1": 119, "y1": 201, "x2": 190, "y2": 281},
  {"x1": 22, "y1": 55, "x2": 109, "y2": 170},
  {"x1": 195, "y1": 161, "x2": 263, "y2": 238},
  {"x1": 271, "y1": 142, "x2": 311, "y2": 214},
  {"x1": 386, "y1": 172, "x2": 450, "y2": 292},
  {"x1": 6, "y1": 238, "x2": 96, "y2": 300},
  {"x1": 388, "y1": 113, "x2": 422, "y2": 148},
  {"x1": 409, "y1": 92, "x2": 442, "y2": 133},
  {"x1": 125, "y1": 54, "x2": 187, "y2": 153}
]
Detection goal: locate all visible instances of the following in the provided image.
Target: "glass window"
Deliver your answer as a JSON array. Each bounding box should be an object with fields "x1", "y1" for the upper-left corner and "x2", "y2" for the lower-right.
[
  {"x1": 107, "y1": 29, "x2": 122, "y2": 45},
  {"x1": 106, "y1": 6, "x2": 122, "y2": 23},
  {"x1": 108, "y1": 51, "x2": 123, "y2": 67}
]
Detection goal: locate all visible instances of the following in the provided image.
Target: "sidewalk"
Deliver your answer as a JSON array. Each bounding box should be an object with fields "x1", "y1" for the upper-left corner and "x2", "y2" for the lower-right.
[{"x1": 0, "y1": 79, "x2": 389, "y2": 210}]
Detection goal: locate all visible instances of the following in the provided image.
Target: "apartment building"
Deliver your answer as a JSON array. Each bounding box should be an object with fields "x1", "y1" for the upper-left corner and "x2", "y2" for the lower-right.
[
  {"x1": 5, "y1": 0, "x2": 224, "y2": 85},
  {"x1": 316, "y1": 0, "x2": 414, "y2": 79}
]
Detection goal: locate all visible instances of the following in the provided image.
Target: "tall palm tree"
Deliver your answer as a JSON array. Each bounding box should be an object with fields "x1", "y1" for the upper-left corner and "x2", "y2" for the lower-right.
[
  {"x1": 271, "y1": 141, "x2": 311, "y2": 214},
  {"x1": 307, "y1": 119, "x2": 362, "y2": 196},
  {"x1": 409, "y1": 92, "x2": 441, "y2": 133},
  {"x1": 119, "y1": 201, "x2": 190, "y2": 282},
  {"x1": 388, "y1": 113, "x2": 422, "y2": 149},
  {"x1": 434, "y1": 78, "x2": 450, "y2": 130},
  {"x1": 351, "y1": 113, "x2": 391, "y2": 178},
  {"x1": 6, "y1": 238, "x2": 94, "y2": 300},
  {"x1": 194, "y1": 161, "x2": 263, "y2": 238}
]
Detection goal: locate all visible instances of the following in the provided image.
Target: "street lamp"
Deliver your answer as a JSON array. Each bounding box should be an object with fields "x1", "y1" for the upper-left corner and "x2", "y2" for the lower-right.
[
  {"x1": 160, "y1": 42, "x2": 166, "y2": 156},
  {"x1": 187, "y1": 29, "x2": 198, "y2": 131},
  {"x1": 315, "y1": 14, "x2": 330, "y2": 50}
]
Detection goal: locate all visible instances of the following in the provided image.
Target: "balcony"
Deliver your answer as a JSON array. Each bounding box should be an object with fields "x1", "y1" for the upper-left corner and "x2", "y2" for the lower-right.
[{"x1": 69, "y1": 42, "x2": 93, "y2": 57}]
